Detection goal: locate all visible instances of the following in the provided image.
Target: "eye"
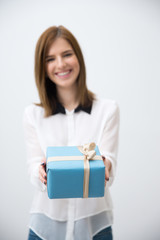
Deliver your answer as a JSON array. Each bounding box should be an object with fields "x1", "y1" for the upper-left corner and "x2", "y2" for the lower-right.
[
  {"x1": 46, "y1": 58, "x2": 55, "y2": 62},
  {"x1": 64, "y1": 53, "x2": 72, "y2": 57}
]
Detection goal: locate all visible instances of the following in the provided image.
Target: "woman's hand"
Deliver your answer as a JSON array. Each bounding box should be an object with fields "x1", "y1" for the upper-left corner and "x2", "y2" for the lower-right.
[
  {"x1": 102, "y1": 156, "x2": 112, "y2": 186},
  {"x1": 39, "y1": 158, "x2": 47, "y2": 185}
]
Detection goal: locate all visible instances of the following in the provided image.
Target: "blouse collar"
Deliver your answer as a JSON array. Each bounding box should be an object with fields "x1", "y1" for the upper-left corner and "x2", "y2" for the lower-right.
[{"x1": 53, "y1": 102, "x2": 92, "y2": 115}]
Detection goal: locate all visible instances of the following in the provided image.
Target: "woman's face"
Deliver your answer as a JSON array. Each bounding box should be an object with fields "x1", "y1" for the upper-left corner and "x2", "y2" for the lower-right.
[{"x1": 45, "y1": 37, "x2": 80, "y2": 91}]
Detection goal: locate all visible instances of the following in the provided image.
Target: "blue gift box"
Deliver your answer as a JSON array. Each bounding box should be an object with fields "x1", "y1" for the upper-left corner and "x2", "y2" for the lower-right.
[{"x1": 46, "y1": 144, "x2": 105, "y2": 199}]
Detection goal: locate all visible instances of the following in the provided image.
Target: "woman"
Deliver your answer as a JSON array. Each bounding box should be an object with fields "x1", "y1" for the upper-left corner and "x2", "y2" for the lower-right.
[{"x1": 23, "y1": 25, "x2": 119, "y2": 240}]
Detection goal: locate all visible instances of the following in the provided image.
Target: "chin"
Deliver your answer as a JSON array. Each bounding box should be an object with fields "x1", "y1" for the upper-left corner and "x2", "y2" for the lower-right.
[{"x1": 57, "y1": 80, "x2": 77, "y2": 89}]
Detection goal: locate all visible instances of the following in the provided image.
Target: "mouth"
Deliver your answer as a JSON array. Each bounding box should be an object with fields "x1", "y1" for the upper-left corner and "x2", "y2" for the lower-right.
[{"x1": 56, "y1": 70, "x2": 72, "y2": 78}]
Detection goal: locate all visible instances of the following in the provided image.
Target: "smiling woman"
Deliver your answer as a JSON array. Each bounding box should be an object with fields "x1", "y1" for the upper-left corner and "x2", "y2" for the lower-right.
[
  {"x1": 23, "y1": 25, "x2": 120, "y2": 240},
  {"x1": 34, "y1": 25, "x2": 95, "y2": 116}
]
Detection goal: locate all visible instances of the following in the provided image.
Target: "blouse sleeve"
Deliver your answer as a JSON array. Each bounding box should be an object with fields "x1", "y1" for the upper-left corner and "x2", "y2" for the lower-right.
[
  {"x1": 99, "y1": 102, "x2": 120, "y2": 187},
  {"x1": 23, "y1": 106, "x2": 46, "y2": 191}
]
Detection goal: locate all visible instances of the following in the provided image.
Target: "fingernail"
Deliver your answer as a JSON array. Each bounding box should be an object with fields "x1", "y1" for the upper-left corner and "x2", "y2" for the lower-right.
[{"x1": 41, "y1": 163, "x2": 45, "y2": 166}]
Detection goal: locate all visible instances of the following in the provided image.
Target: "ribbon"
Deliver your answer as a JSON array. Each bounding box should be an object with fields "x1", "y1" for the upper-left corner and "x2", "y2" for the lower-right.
[
  {"x1": 78, "y1": 142, "x2": 98, "y2": 198},
  {"x1": 47, "y1": 142, "x2": 102, "y2": 198}
]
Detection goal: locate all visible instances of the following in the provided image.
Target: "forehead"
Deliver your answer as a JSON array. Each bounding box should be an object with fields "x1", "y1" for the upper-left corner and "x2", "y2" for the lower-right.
[{"x1": 47, "y1": 37, "x2": 73, "y2": 55}]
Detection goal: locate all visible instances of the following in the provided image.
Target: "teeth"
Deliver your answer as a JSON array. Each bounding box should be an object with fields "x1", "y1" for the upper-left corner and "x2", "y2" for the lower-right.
[{"x1": 57, "y1": 71, "x2": 70, "y2": 76}]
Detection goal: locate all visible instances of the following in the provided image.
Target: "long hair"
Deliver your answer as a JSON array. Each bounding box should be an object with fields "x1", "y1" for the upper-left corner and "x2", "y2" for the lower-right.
[{"x1": 34, "y1": 25, "x2": 95, "y2": 117}]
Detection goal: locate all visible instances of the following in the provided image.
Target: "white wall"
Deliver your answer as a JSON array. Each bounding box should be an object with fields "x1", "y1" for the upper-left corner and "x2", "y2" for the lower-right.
[{"x1": 0, "y1": 0, "x2": 160, "y2": 239}]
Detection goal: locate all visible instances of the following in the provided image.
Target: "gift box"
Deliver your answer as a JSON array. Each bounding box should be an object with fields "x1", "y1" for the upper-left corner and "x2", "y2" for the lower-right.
[{"x1": 46, "y1": 143, "x2": 105, "y2": 199}]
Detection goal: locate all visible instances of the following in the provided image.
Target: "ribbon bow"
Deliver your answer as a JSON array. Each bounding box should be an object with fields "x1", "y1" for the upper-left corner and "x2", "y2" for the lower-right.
[{"x1": 78, "y1": 142, "x2": 96, "y2": 160}]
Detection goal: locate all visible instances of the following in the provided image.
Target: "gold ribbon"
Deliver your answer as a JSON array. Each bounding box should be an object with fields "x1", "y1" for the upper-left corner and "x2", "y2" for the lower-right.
[
  {"x1": 78, "y1": 142, "x2": 99, "y2": 198},
  {"x1": 47, "y1": 142, "x2": 102, "y2": 198}
]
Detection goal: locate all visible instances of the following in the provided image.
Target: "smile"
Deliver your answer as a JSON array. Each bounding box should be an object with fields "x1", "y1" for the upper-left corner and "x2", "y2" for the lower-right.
[{"x1": 56, "y1": 70, "x2": 72, "y2": 77}]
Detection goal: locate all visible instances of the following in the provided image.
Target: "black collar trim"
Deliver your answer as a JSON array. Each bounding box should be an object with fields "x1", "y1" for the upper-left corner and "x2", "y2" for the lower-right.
[{"x1": 53, "y1": 102, "x2": 92, "y2": 115}]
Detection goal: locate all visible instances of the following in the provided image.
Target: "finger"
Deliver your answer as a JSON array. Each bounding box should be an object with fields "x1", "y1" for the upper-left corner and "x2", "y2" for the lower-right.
[
  {"x1": 39, "y1": 172, "x2": 47, "y2": 185},
  {"x1": 105, "y1": 167, "x2": 109, "y2": 181},
  {"x1": 102, "y1": 156, "x2": 110, "y2": 181},
  {"x1": 40, "y1": 159, "x2": 47, "y2": 174},
  {"x1": 41, "y1": 158, "x2": 46, "y2": 166},
  {"x1": 40, "y1": 175, "x2": 47, "y2": 185},
  {"x1": 102, "y1": 155, "x2": 106, "y2": 163},
  {"x1": 41, "y1": 163, "x2": 47, "y2": 174},
  {"x1": 41, "y1": 159, "x2": 47, "y2": 172},
  {"x1": 39, "y1": 164, "x2": 47, "y2": 184},
  {"x1": 40, "y1": 166, "x2": 47, "y2": 179}
]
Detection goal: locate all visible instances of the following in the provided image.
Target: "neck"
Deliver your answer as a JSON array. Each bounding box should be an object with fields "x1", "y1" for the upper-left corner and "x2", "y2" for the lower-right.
[{"x1": 57, "y1": 85, "x2": 79, "y2": 111}]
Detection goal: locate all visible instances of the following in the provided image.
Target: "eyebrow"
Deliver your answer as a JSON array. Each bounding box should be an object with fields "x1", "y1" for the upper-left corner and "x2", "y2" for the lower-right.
[{"x1": 45, "y1": 49, "x2": 74, "y2": 59}]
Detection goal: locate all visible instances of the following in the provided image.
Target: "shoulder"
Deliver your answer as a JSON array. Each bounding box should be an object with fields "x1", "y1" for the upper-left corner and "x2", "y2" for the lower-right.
[
  {"x1": 23, "y1": 103, "x2": 45, "y2": 124},
  {"x1": 92, "y1": 97, "x2": 119, "y2": 117}
]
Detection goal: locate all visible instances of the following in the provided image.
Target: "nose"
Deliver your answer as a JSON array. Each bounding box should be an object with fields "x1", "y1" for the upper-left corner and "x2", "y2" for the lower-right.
[{"x1": 57, "y1": 56, "x2": 66, "y2": 69}]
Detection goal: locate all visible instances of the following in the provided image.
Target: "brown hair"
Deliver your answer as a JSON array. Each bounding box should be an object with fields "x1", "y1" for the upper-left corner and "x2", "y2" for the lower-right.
[{"x1": 34, "y1": 25, "x2": 95, "y2": 117}]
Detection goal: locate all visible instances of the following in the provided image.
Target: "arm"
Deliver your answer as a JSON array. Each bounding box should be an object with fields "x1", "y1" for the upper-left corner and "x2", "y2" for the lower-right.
[
  {"x1": 99, "y1": 102, "x2": 120, "y2": 187},
  {"x1": 23, "y1": 106, "x2": 47, "y2": 191}
]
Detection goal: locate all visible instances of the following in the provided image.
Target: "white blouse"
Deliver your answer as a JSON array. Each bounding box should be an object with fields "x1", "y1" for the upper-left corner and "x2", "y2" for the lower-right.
[{"x1": 23, "y1": 97, "x2": 120, "y2": 240}]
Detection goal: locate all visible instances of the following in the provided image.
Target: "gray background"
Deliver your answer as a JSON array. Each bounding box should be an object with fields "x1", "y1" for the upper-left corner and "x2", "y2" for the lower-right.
[{"x1": 0, "y1": 0, "x2": 160, "y2": 239}]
